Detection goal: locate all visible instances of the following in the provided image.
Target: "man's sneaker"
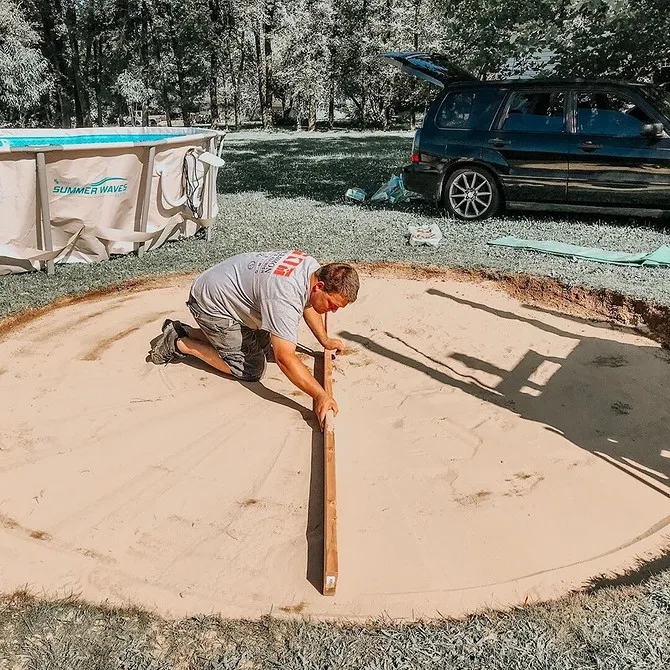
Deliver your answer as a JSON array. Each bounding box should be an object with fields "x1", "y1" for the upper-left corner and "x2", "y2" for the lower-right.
[
  {"x1": 162, "y1": 318, "x2": 191, "y2": 339},
  {"x1": 150, "y1": 322, "x2": 186, "y2": 364}
]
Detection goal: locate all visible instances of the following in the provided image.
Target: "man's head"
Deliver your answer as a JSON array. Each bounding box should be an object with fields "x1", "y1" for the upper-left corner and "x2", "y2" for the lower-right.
[{"x1": 309, "y1": 263, "x2": 359, "y2": 314}]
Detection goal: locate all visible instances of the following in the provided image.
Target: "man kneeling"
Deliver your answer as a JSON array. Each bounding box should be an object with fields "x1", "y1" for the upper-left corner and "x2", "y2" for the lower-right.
[{"x1": 149, "y1": 250, "x2": 359, "y2": 425}]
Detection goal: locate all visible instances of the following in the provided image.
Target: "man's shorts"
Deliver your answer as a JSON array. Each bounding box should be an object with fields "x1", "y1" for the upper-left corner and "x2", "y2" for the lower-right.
[{"x1": 186, "y1": 297, "x2": 270, "y2": 381}]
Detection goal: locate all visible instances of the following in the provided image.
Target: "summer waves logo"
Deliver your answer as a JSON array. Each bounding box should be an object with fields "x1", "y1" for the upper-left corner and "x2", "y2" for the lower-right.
[{"x1": 52, "y1": 176, "x2": 129, "y2": 196}]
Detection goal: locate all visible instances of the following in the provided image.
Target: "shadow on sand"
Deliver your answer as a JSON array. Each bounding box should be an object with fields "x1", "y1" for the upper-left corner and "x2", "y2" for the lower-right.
[{"x1": 339, "y1": 287, "x2": 670, "y2": 501}]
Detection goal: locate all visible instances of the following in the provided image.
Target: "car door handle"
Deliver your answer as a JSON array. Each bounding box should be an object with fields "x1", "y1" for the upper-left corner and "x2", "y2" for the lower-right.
[
  {"x1": 488, "y1": 138, "x2": 508, "y2": 148},
  {"x1": 579, "y1": 142, "x2": 601, "y2": 152}
]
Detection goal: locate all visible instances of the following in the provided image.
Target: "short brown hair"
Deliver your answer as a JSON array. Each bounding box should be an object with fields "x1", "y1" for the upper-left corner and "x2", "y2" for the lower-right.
[{"x1": 316, "y1": 263, "x2": 359, "y2": 302}]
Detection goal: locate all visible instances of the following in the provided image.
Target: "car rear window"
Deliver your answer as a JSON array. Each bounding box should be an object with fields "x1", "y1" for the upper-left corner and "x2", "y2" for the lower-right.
[
  {"x1": 436, "y1": 88, "x2": 499, "y2": 129},
  {"x1": 501, "y1": 91, "x2": 566, "y2": 133}
]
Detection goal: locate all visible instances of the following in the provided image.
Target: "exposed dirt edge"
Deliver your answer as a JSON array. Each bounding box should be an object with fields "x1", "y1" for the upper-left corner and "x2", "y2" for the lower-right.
[
  {"x1": 1, "y1": 264, "x2": 669, "y2": 348},
  {"x1": 0, "y1": 273, "x2": 195, "y2": 343},
  {"x1": 355, "y1": 262, "x2": 670, "y2": 348}
]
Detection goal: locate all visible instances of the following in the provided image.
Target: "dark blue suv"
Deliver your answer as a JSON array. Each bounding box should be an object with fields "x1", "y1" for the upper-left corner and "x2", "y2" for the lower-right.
[{"x1": 385, "y1": 52, "x2": 670, "y2": 220}]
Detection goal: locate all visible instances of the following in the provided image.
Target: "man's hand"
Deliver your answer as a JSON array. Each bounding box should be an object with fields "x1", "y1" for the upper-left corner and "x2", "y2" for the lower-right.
[
  {"x1": 315, "y1": 391, "x2": 339, "y2": 428},
  {"x1": 323, "y1": 337, "x2": 345, "y2": 354},
  {"x1": 271, "y1": 335, "x2": 337, "y2": 425}
]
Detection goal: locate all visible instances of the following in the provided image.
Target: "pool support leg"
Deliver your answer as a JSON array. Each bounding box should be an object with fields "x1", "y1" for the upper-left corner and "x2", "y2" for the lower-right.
[
  {"x1": 35, "y1": 152, "x2": 54, "y2": 276},
  {"x1": 207, "y1": 137, "x2": 216, "y2": 243},
  {"x1": 137, "y1": 145, "x2": 156, "y2": 258}
]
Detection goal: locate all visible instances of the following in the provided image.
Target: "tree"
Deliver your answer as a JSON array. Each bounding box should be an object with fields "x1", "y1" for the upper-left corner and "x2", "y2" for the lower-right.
[
  {"x1": 11, "y1": 0, "x2": 670, "y2": 130},
  {"x1": 275, "y1": 0, "x2": 332, "y2": 130},
  {"x1": 549, "y1": 0, "x2": 670, "y2": 80},
  {"x1": 115, "y1": 69, "x2": 154, "y2": 123},
  {"x1": 0, "y1": 0, "x2": 53, "y2": 125}
]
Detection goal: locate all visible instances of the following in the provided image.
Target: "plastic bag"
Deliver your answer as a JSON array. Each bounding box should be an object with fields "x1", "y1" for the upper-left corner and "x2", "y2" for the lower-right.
[
  {"x1": 345, "y1": 187, "x2": 367, "y2": 203},
  {"x1": 407, "y1": 223, "x2": 443, "y2": 247},
  {"x1": 370, "y1": 175, "x2": 409, "y2": 205}
]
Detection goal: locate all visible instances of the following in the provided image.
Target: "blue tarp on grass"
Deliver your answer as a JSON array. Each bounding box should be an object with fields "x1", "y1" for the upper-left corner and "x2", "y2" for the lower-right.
[{"x1": 488, "y1": 237, "x2": 670, "y2": 267}]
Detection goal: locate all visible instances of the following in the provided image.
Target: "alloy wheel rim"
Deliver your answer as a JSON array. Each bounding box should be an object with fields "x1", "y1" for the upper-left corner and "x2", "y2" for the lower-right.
[{"x1": 449, "y1": 171, "x2": 493, "y2": 218}]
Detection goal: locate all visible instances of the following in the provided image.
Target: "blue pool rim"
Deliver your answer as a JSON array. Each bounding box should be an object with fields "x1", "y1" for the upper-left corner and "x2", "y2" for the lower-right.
[{"x1": 0, "y1": 127, "x2": 219, "y2": 152}]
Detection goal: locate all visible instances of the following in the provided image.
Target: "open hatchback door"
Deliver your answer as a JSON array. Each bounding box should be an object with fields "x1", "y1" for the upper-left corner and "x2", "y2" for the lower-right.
[{"x1": 382, "y1": 52, "x2": 477, "y2": 88}]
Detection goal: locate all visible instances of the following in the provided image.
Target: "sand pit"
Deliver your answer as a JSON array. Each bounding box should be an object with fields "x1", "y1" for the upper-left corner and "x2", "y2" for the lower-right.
[{"x1": 1, "y1": 273, "x2": 669, "y2": 620}]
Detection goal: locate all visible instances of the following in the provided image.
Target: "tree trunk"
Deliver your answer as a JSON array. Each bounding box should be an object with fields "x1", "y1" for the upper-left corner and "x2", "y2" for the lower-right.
[
  {"x1": 90, "y1": 34, "x2": 103, "y2": 126},
  {"x1": 360, "y1": 0, "x2": 368, "y2": 128},
  {"x1": 382, "y1": 103, "x2": 391, "y2": 130},
  {"x1": 208, "y1": 0, "x2": 221, "y2": 125},
  {"x1": 44, "y1": 90, "x2": 55, "y2": 127},
  {"x1": 115, "y1": 94, "x2": 124, "y2": 126},
  {"x1": 229, "y1": 38, "x2": 244, "y2": 130},
  {"x1": 141, "y1": 0, "x2": 150, "y2": 126},
  {"x1": 209, "y1": 55, "x2": 220, "y2": 125},
  {"x1": 177, "y1": 63, "x2": 190, "y2": 125},
  {"x1": 64, "y1": 2, "x2": 90, "y2": 126},
  {"x1": 230, "y1": 46, "x2": 241, "y2": 129},
  {"x1": 167, "y1": 20, "x2": 190, "y2": 125},
  {"x1": 360, "y1": 83, "x2": 366, "y2": 128},
  {"x1": 308, "y1": 94, "x2": 317, "y2": 131},
  {"x1": 328, "y1": 77, "x2": 335, "y2": 128},
  {"x1": 32, "y1": 0, "x2": 75, "y2": 127},
  {"x1": 412, "y1": 0, "x2": 420, "y2": 129},
  {"x1": 58, "y1": 84, "x2": 73, "y2": 128},
  {"x1": 222, "y1": 80, "x2": 229, "y2": 128},
  {"x1": 150, "y1": 22, "x2": 173, "y2": 127},
  {"x1": 263, "y1": 0, "x2": 275, "y2": 129},
  {"x1": 413, "y1": 0, "x2": 420, "y2": 50},
  {"x1": 253, "y1": 27, "x2": 267, "y2": 127}
]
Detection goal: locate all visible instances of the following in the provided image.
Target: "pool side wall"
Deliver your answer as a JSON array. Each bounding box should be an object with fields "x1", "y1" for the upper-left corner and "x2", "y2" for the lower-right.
[{"x1": 0, "y1": 129, "x2": 219, "y2": 275}]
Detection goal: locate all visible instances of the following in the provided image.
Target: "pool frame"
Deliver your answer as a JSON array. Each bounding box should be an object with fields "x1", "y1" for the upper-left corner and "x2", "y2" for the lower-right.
[{"x1": 0, "y1": 127, "x2": 225, "y2": 275}]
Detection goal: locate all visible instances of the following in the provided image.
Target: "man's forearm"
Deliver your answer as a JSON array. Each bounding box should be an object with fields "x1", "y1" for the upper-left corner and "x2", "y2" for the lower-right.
[
  {"x1": 303, "y1": 306, "x2": 328, "y2": 346},
  {"x1": 276, "y1": 353, "x2": 327, "y2": 399}
]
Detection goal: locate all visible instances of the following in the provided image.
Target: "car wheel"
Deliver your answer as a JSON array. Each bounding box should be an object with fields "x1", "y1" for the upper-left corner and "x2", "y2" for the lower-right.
[{"x1": 444, "y1": 166, "x2": 500, "y2": 220}]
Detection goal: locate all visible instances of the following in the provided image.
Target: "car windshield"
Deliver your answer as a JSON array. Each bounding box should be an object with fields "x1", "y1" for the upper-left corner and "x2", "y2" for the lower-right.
[{"x1": 643, "y1": 85, "x2": 670, "y2": 119}]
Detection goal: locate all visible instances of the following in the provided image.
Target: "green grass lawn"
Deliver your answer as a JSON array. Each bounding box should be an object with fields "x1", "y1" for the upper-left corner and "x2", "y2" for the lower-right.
[{"x1": 1, "y1": 130, "x2": 670, "y2": 669}]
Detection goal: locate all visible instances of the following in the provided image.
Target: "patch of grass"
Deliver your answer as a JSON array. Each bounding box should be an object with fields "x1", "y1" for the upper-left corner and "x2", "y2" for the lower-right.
[{"x1": 1, "y1": 571, "x2": 670, "y2": 669}]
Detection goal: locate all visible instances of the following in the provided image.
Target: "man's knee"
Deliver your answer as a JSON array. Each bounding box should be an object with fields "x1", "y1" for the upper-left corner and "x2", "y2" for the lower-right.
[
  {"x1": 239, "y1": 356, "x2": 266, "y2": 382},
  {"x1": 240, "y1": 369, "x2": 265, "y2": 382}
]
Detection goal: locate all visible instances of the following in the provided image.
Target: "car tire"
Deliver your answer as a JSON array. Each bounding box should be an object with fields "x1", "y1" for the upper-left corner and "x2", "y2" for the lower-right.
[{"x1": 443, "y1": 166, "x2": 500, "y2": 220}]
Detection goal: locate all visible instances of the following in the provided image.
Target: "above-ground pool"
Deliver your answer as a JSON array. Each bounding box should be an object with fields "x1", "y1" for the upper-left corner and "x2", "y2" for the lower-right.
[{"x1": 0, "y1": 127, "x2": 225, "y2": 275}]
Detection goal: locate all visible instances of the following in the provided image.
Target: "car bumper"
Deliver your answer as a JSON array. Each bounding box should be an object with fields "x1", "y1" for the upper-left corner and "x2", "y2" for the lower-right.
[{"x1": 402, "y1": 163, "x2": 444, "y2": 202}]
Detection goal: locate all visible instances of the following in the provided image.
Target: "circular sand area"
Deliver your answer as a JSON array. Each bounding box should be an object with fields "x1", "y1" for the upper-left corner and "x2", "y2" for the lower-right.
[{"x1": 0, "y1": 273, "x2": 669, "y2": 620}]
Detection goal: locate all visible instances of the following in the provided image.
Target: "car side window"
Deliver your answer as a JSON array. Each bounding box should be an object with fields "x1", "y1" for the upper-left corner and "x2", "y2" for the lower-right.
[
  {"x1": 501, "y1": 91, "x2": 566, "y2": 133},
  {"x1": 576, "y1": 92, "x2": 653, "y2": 136},
  {"x1": 436, "y1": 89, "x2": 497, "y2": 129}
]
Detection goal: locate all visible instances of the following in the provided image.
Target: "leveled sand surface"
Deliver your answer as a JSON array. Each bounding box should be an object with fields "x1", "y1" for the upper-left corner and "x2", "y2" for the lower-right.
[{"x1": 0, "y1": 275, "x2": 669, "y2": 620}]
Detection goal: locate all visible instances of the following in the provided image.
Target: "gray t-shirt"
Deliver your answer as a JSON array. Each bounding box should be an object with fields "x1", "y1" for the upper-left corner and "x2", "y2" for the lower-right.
[{"x1": 190, "y1": 250, "x2": 320, "y2": 343}]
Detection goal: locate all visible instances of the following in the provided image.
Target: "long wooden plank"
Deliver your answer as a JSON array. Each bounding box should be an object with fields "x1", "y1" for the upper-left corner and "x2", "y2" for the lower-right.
[{"x1": 322, "y1": 314, "x2": 338, "y2": 595}]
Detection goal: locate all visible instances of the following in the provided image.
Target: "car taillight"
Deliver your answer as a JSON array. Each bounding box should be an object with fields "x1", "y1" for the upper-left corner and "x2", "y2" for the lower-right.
[{"x1": 411, "y1": 152, "x2": 421, "y2": 163}]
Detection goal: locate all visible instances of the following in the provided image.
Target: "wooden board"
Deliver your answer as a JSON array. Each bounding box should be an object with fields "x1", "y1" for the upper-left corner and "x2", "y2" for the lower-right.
[
  {"x1": 321, "y1": 312, "x2": 338, "y2": 596},
  {"x1": 322, "y1": 345, "x2": 338, "y2": 595}
]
